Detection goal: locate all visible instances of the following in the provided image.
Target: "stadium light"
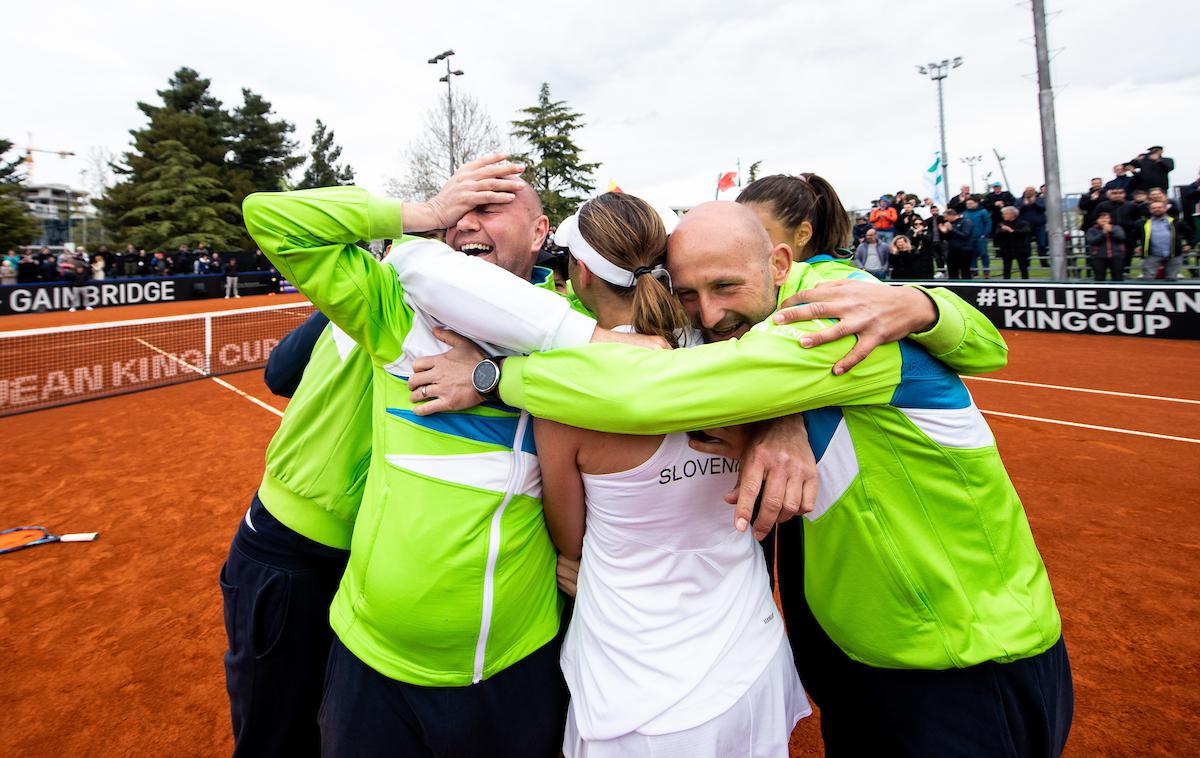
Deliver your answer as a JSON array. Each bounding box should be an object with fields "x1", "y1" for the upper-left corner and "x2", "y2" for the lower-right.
[
  {"x1": 429, "y1": 50, "x2": 464, "y2": 175},
  {"x1": 916, "y1": 56, "x2": 964, "y2": 196}
]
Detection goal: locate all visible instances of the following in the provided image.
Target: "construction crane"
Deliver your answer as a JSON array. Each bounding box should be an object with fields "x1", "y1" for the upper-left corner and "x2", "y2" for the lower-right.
[{"x1": 23, "y1": 133, "x2": 76, "y2": 181}]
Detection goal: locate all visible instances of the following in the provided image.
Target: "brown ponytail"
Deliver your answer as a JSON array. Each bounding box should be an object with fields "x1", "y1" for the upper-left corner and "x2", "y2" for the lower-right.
[
  {"x1": 737, "y1": 172, "x2": 853, "y2": 259},
  {"x1": 577, "y1": 194, "x2": 689, "y2": 348}
]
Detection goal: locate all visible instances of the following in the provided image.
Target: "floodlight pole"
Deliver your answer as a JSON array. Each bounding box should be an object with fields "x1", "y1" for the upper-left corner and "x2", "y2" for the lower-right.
[
  {"x1": 916, "y1": 57, "x2": 963, "y2": 199},
  {"x1": 960, "y1": 155, "x2": 983, "y2": 194},
  {"x1": 1032, "y1": 0, "x2": 1066, "y2": 280},
  {"x1": 429, "y1": 50, "x2": 464, "y2": 175}
]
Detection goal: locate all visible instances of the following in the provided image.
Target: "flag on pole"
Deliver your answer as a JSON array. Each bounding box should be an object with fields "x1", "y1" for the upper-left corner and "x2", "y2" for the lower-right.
[
  {"x1": 717, "y1": 171, "x2": 737, "y2": 193},
  {"x1": 606, "y1": 180, "x2": 623, "y2": 194},
  {"x1": 923, "y1": 153, "x2": 947, "y2": 206}
]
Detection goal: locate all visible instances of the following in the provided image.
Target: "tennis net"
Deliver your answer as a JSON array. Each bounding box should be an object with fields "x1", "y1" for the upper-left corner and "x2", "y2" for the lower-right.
[{"x1": 0, "y1": 301, "x2": 315, "y2": 415}]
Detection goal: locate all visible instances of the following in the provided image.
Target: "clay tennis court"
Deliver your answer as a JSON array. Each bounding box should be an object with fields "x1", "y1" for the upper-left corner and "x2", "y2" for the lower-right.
[{"x1": 1, "y1": 294, "x2": 1197, "y2": 757}]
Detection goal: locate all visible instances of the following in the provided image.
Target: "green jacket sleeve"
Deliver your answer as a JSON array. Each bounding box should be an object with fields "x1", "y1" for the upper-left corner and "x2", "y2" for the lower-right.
[
  {"x1": 499, "y1": 320, "x2": 900, "y2": 434},
  {"x1": 908, "y1": 286, "x2": 1008, "y2": 375},
  {"x1": 243, "y1": 186, "x2": 411, "y2": 363}
]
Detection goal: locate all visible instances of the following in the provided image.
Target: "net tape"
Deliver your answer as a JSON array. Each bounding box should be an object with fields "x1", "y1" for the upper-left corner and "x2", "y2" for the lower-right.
[{"x1": 0, "y1": 302, "x2": 315, "y2": 415}]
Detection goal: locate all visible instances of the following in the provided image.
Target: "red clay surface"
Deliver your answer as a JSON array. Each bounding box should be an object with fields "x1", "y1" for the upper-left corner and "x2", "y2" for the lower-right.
[{"x1": 1, "y1": 318, "x2": 1197, "y2": 757}]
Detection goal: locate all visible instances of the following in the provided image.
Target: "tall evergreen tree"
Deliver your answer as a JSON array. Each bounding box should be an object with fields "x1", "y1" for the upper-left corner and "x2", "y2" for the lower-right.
[
  {"x1": 297, "y1": 119, "x2": 355, "y2": 189},
  {"x1": 97, "y1": 67, "x2": 238, "y2": 243},
  {"x1": 229, "y1": 89, "x2": 303, "y2": 193},
  {"x1": 0, "y1": 138, "x2": 40, "y2": 249},
  {"x1": 117, "y1": 140, "x2": 242, "y2": 250},
  {"x1": 510, "y1": 83, "x2": 600, "y2": 223}
]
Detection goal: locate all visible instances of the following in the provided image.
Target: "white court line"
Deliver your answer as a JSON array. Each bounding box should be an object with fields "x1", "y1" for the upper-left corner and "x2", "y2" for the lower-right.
[
  {"x1": 964, "y1": 376, "x2": 1200, "y2": 406},
  {"x1": 134, "y1": 337, "x2": 284, "y2": 418},
  {"x1": 981, "y1": 410, "x2": 1200, "y2": 445}
]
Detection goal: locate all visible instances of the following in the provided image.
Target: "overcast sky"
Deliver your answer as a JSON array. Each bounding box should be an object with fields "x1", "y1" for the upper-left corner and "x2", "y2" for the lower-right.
[{"x1": 8, "y1": 0, "x2": 1199, "y2": 211}]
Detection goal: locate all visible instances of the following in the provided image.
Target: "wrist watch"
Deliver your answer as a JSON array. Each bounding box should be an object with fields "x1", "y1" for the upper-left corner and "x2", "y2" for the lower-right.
[{"x1": 471, "y1": 357, "x2": 504, "y2": 400}]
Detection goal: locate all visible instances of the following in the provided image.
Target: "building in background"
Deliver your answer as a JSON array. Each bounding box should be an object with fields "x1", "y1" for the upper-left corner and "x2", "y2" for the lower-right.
[{"x1": 22, "y1": 183, "x2": 94, "y2": 250}]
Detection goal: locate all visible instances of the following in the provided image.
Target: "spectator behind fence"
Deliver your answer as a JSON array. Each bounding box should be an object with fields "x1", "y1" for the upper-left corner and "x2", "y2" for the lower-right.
[
  {"x1": 994, "y1": 206, "x2": 1032, "y2": 279},
  {"x1": 1131, "y1": 146, "x2": 1173, "y2": 192},
  {"x1": 869, "y1": 197, "x2": 897, "y2": 243},
  {"x1": 17, "y1": 252, "x2": 38, "y2": 283},
  {"x1": 1078, "y1": 178, "x2": 1104, "y2": 230},
  {"x1": 223, "y1": 255, "x2": 240, "y2": 298},
  {"x1": 1137, "y1": 201, "x2": 1193, "y2": 281},
  {"x1": 1015, "y1": 186, "x2": 1048, "y2": 267},
  {"x1": 1092, "y1": 187, "x2": 1142, "y2": 272},
  {"x1": 1105, "y1": 163, "x2": 1135, "y2": 192},
  {"x1": 1085, "y1": 211, "x2": 1127, "y2": 282},
  {"x1": 37, "y1": 248, "x2": 57, "y2": 281},
  {"x1": 1145, "y1": 188, "x2": 1180, "y2": 220},
  {"x1": 888, "y1": 234, "x2": 933, "y2": 280},
  {"x1": 895, "y1": 202, "x2": 919, "y2": 240},
  {"x1": 854, "y1": 227, "x2": 890, "y2": 279},
  {"x1": 0, "y1": 257, "x2": 15, "y2": 285},
  {"x1": 947, "y1": 184, "x2": 971, "y2": 214},
  {"x1": 983, "y1": 182, "x2": 1016, "y2": 235},
  {"x1": 120, "y1": 244, "x2": 136, "y2": 276},
  {"x1": 67, "y1": 259, "x2": 92, "y2": 312},
  {"x1": 941, "y1": 206, "x2": 975, "y2": 279},
  {"x1": 925, "y1": 204, "x2": 947, "y2": 269},
  {"x1": 1184, "y1": 168, "x2": 1200, "y2": 225},
  {"x1": 91, "y1": 255, "x2": 106, "y2": 281},
  {"x1": 851, "y1": 215, "x2": 871, "y2": 247},
  {"x1": 963, "y1": 197, "x2": 993, "y2": 279}
]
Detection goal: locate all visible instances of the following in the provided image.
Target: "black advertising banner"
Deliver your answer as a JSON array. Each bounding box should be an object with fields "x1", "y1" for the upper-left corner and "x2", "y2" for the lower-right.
[
  {"x1": 916, "y1": 281, "x2": 1200, "y2": 340},
  {"x1": 0, "y1": 273, "x2": 279, "y2": 316}
]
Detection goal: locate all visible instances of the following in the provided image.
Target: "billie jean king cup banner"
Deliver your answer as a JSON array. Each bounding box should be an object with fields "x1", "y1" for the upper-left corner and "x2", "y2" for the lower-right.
[{"x1": 927, "y1": 281, "x2": 1200, "y2": 340}]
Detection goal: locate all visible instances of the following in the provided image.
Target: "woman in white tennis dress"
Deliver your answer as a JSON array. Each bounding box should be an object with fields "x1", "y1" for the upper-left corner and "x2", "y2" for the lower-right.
[{"x1": 535, "y1": 192, "x2": 809, "y2": 757}]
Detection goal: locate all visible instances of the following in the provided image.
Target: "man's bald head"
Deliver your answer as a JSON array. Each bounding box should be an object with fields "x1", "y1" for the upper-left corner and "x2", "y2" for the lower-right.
[
  {"x1": 668, "y1": 201, "x2": 791, "y2": 342},
  {"x1": 673, "y1": 201, "x2": 773, "y2": 261},
  {"x1": 447, "y1": 177, "x2": 549, "y2": 278}
]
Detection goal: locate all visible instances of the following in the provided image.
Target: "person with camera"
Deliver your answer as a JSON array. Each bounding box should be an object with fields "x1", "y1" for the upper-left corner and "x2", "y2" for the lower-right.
[{"x1": 1130, "y1": 146, "x2": 1174, "y2": 193}]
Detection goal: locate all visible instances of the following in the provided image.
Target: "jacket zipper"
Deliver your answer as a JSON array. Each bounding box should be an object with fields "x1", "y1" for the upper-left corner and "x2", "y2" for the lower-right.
[{"x1": 471, "y1": 410, "x2": 530, "y2": 683}]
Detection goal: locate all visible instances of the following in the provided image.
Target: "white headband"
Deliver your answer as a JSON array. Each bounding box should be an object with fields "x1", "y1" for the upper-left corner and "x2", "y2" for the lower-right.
[{"x1": 553, "y1": 198, "x2": 679, "y2": 289}]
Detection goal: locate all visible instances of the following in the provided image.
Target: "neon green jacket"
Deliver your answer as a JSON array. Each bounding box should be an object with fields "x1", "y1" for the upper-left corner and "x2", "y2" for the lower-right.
[
  {"x1": 259, "y1": 321, "x2": 372, "y2": 549},
  {"x1": 500, "y1": 259, "x2": 1061, "y2": 670},
  {"x1": 244, "y1": 187, "x2": 596, "y2": 686}
]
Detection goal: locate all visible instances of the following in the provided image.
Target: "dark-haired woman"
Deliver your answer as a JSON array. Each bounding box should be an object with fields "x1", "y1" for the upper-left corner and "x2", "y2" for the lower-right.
[{"x1": 538, "y1": 192, "x2": 809, "y2": 757}]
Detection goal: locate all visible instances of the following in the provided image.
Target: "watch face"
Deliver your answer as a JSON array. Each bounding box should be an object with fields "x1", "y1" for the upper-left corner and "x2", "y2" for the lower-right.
[{"x1": 472, "y1": 360, "x2": 499, "y2": 394}]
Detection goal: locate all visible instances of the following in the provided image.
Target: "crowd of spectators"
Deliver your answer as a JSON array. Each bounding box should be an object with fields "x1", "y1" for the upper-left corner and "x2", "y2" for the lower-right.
[
  {"x1": 851, "y1": 145, "x2": 1198, "y2": 281},
  {"x1": 2, "y1": 243, "x2": 274, "y2": 291}
]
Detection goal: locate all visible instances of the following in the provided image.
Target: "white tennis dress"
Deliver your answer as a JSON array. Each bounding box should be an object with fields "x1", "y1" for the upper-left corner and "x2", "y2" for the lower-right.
[{"x1": 560, "y1": 431, "x2": 810, "y2": 757}]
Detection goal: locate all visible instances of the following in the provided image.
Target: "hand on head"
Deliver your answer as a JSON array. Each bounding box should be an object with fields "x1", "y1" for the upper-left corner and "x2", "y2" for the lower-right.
[{"x1": 426, "y1": 154, "x2": 526, "y2": 230}]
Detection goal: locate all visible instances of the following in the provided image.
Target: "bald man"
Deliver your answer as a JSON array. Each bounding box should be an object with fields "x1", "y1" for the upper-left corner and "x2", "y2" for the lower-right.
[{"x1": 421, "y1": 201, "x2": 1073, "y2": 757}]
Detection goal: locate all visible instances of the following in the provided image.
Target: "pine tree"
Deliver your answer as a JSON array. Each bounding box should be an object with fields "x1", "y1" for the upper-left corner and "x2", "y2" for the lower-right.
[
  {"x1": 229, "y1": 89, "x2": 303, "y2": 193},
  {"x1": 297, "y1": 119, "x2": 355, "y2": 189},
  {"x1": 0, "y1": 138, "x2": 40, "y2": 250},
  {"x1": 510, "y1": 83, "x2": 600, "y2": 223},
  {"x1": 97, "y1": 67, "x2": 238, "y2": 243},
  {"x1": 117, "y1": 140, "x2": 242, "y2": 250}
]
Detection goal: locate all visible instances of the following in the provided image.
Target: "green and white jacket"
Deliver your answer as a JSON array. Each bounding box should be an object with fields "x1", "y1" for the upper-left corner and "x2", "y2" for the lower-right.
[
  {"x1": 245, "y1": 187, "x2": 596, "y2": 686},
  {"x1": 499, "y1": 256, "x2": 1061, "y2": 670}
]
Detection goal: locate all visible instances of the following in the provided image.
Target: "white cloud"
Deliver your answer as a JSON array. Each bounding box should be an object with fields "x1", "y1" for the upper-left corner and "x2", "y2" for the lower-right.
[{"x1": 7, "y1": 0, "x2": 1198, "y2": 214}]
